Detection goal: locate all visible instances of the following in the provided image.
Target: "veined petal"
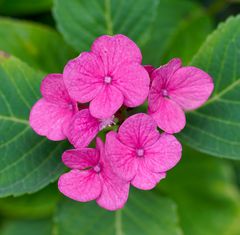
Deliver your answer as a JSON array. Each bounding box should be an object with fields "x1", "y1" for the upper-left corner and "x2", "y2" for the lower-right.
[
  {"x1": 105, "y1": 131, "x2": 138, "y2": 181},
  {"x1": 91, "y1": 34, "x2": 142, "y2": 75},
  {"x1": 114, "y1": 63, "x2": 150, "y2": 107},
  {"x1": 62, "y1": 148, "x2": 99, "y2": 169},
  {"x1": 68, "y1": 109, "x2": 99, "y2": 148},
  {"x1": 131, "y1": 159, "x2": 166, "y2": 190},
  {"x1": 29, "y1": 98, "x2": 73, "y2": 141},
  {"x1": 151, "y1": 58, "x2": 182, "y2": 83},
  {"x1": 97, "y1": 167, "x2": 130, "y2": 211},
  {"x1": 40, "y1": 73, "x2": 73, "y2": 105},
  {"x1": 144, "y1": 133, "x2": 182, "y2": 172},
  {"x1": 63, "y1": 52, "x2": 104, "y2": 103},
  {"x1": 149, "y1": 98, "x2": 186, "y2": 134},
  {"x1": 118, "y1": 113, "x2": 160, "y2": 148},
  {"x1": 148, "y1": 58, "x2": 182, "y2": 113},
  {"x1": 58, "y1": 169, "x2": 101, "y2": 202},
  {"x1": 168, "y1": 66, "x2": 214, "y2": 110},
  {"x1": 89, "y1": 85, "x2": 124, "y2": 119}
]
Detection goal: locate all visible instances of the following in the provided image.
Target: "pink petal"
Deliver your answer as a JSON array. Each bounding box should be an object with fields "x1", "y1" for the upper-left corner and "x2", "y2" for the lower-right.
[
  {"x1": 144, "y1": 65, "x2": 155, "y2": 77},
  {"x1": 58, "y1": 169, "x2": 101, "y2": 202},
  {"x1": 149, "y1": 98, "x2": 186, "y2": 134},
  {"x1": 29, "y1": 98, "x2": 73, "y2": 141},
  {"x1": 168, "y1": 66, "x2": 214, "y2": 110},
  {"x1": 40, "y1": 73, "x2": 73, "y2": 105},
  {"x1": 63, "y1": 52, "x2": 104, "y2": 103},
  {"x1": 89, "y1": 85, "x2": 124, "y2": 119},
  {"x1": 62, "y1": 148, "x2": 99, "y2": 169},
  {"x1": 118, "y1": 113, "x2": 160, "y2": 148},
  {"x1": 131, "y1": 159, "x2": 166, "y2": 190},
  {"x1": 151, "y1": 58, "x2": 182, "y2": 82},
  {"x1": 68, "y1": 109, "x2": 99, "y2": 148},
  {"x1": 105, "y1": 131, "x2": 138, "y2": 181},
  {"x1": 96, "y1": 137, "x2": 130, "y2": 210},
  {"x1": 148, "y1": 58, "x2": 182, "y2": 113},
  {"x1": 91, "y1": 35, "x2": 142, "y2": 74},
  {"x1": 97, "y1": 166, "x2": 130, "y2": 211},
  {"x1": 144, "y1": 133, "x2": 182, "y2": 172},
  {"x1": 113, "y1": 63, "x2": 150, "y2": 107}
]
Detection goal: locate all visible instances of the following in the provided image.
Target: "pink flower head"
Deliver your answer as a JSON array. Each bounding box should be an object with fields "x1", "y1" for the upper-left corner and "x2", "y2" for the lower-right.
[
  {"x1": 148, "y1": 58, "x2": 214, "y2": 133},
  {"x1": 29, "y1": 74, "x2": 77, "y2": 141},
  {"x1": 68, "y1": 109, "x2": 115, "y2": 148},
  {"x1": 63, "y1": 34, "x2": 150, "y2": 119},
  {"x1": 58, "y1": 138, "x2": 130, "y2": 211},
  {"x1": 106, "y1": 113, "x2": 182, "y2": 190}
]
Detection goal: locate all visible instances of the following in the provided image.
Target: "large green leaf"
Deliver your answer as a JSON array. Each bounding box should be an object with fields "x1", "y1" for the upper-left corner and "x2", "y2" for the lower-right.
[
  {"x1": 0, "y1": 184, "x2": 60, "y2": 219},
  {"x1": 54, "y1": 190, "x2": 182, "y2": 235},
  {"x1": 180, "y1": 15, "x2": 240, "y2": 159},
  {"x1": 160, "y1": 146, "x2": 240, "y2": 235},
  {"x1": 0, "y1": 18, "x2": 75, "y2": 73},
  {"x1": 0, "y1": 0, "x2": 52, "y2": 15},
  {"x1": 0, "y1": 56, "x2": 67, "y2": 197},
  {"x1": 0, "y1": 219, "x2": 52, "y2": 235},
  {"x1": 53, "y1": 0, "x2": 159, "y2": 52},
  {"x1": 142, "y1": 0, "x2": 213, "y2": 66}
]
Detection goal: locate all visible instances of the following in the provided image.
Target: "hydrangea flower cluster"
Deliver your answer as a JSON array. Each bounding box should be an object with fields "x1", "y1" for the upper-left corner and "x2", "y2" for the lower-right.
[{"x1": 30, "y1": 34, "x2": 214, "y2": 211}]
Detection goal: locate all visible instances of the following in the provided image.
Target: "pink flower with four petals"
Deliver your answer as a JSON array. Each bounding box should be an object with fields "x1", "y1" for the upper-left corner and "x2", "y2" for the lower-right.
[
  {"x1": 106, "y1": 113, "x2": 182, "y2": 190},
  {"x1": 148, "y1": 58, "x2": 214, "y2": 133},
  {"x1": 63, "y1": 34, "x2": 150, "y2": 119},
  {"x1": 58, "y1": 138, "x2": 130, "y2": 210}
]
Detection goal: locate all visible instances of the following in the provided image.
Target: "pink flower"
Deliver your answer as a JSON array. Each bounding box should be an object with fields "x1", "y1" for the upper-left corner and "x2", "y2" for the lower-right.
[
  {"x1": 105, "y1": 113, "x2": 182, "y2": 190},
  {"x1": 63, "y1": 34, "x2": 150, "y2": 119},
  {"x1": 68, "y1": 109, "x2": 115, "y2": 148},
  {"x1": 148, "y1": 58, "x2": 214, "y2": 133},
  {"x1": 58, "y1": 138, "x2": 130, "y2": 211},
  {"x1": 29, "y1": 74, "x2": 77, "y2": 141}
]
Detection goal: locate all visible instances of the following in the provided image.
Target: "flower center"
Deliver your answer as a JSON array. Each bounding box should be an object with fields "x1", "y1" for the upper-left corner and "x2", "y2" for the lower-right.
[
  {"x1": 104, "y1": 76, "x2": 112, "y2": 84},
  {"x1": 99, "y1": 116, "x2": 115, "y2": 130},
  {"x1": 136, "y1": 148, "x2": 144, "y2": 157},
  {"x1": 93, "y1": 164, "x2": 101, "y2": 173},
  {"x1": 162, "y1": 89, "x2": 168, "y2": 97},
  {"x1": 68, "y1": 103, "x2": 74, "y2": 110}
]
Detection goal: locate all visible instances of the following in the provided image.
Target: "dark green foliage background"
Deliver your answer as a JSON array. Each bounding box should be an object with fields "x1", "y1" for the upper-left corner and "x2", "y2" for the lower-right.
[{"x1": 0, "y1": 0, "x2": 240, "y2": 234}]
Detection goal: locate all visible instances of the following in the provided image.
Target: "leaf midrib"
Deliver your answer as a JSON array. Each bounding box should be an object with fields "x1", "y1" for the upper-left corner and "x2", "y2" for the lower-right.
[{"x1": 0, "y1": 115, "x2": 29, "y2": 124}]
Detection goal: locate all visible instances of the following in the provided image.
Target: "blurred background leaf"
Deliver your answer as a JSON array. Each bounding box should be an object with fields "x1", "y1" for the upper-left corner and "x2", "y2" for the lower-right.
[
  {"x1": 53, "y1": 190, "x2": 182, "y2": 235},
  {"x1": 180, "y1": 15, "x2": 240, "y2": 159},
  {"x1": 0, "y1": 0, "x2": 52, "y2": 16},
  {"x1": 160, "y1": 146, "x2": 240, "y2": 235},
  {"x1": 0, "y1": 56, "x2": 67, "y2": 197},
  {"x1": 0, "y1": 18, "x2": 76, "y2": 73},
  {"x1": 0, "y1": 184, "x2": 60, "y2": 219},
  {"x1": 142, "y1": 0, "x2": 213, "y2": 66},
  {"x1": 53, "y1": 0, "x2": 159, "y2": 51},
  {"x1": 0, "y1": 219, "x2": 52, "y2": 235}
]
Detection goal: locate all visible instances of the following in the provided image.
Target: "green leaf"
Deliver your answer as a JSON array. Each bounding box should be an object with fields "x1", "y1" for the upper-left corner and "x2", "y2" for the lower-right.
[
  {"x1": 0, "y1": 56, "x2": 67, "y2": 197},
  {"x1": 0, "y1": 0, "x2": 52, "y2": 15},
  {"x1": 54, "y1": 190, "x2": 182, "y2": 235},
  {"x1": 53, "y1": 0, "x2": 159, "y2": 52},
  {"x1": 142, "y1": 0, "x2": 213, "y2": 66},
  {"x1": 0, "y1": 18, "x2": 76, "y2": 73},
  {"x1": 180, "y1": 15, "x2": 240, "y2": 159},
  {"x1": 160, "y1": 146, "x2": 240, "y2": 235},
  {"x1": 0, "y1": 184, "x2": 60, "y2": 219},
  {"x1": 0, "y1": 219, "x2": 52, "y2": 235}
]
